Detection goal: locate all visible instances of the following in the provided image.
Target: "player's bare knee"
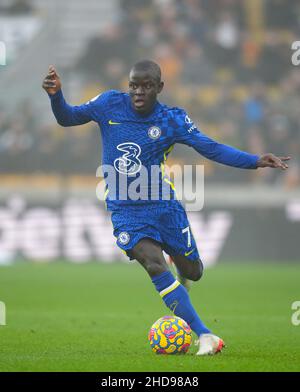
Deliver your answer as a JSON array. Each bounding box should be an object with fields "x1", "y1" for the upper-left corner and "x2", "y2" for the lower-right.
[
  {"x1": 198, "y1": 260, "x2": 204, "y2": 280},
  {"x1": 144, "y1": 254, "x2": 167, "y2": 277},
  {"x1": 190, "y1": 260, "x2": 203, "y2": 281},
  {"x1": 135, "y1": 249, "x2": 167, "y2": 277},
  {"x1": 132, "y1": 239, "x2": 167, "y2": 277}
]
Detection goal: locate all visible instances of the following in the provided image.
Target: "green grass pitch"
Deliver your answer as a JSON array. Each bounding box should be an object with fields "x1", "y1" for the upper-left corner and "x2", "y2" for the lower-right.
[{"x1": 0, "y1": 261, "x2": 300, "y2": 372}]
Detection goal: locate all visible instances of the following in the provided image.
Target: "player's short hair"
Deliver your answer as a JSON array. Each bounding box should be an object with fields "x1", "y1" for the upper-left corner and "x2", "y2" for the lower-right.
[{"x1": 130, "y1": 60, "x2": 162, "y2": 82}]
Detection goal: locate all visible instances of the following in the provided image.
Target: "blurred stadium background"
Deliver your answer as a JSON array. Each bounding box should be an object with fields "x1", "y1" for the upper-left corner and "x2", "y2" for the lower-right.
[{"x1": 0, "y1": 0, "x2": 300, "y2": 266}]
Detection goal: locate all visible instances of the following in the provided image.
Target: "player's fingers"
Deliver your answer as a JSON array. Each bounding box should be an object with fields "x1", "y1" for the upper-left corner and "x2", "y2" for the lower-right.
[
  {"x1": 43, "y1": 79, "x2": 56, "y2": 85},
  {"x1": 268, "y1": 157, "x2": 284, "y2": 169},
  {"x1": 43, "y1": 75, "x2": 56, "y2": 82},
  {"x1": 45, "y1": 73, "x2": 59, "y2": 84},
  {"x1": 50, "y1": 66, "x2": 60, "y2": 78},
  {"x1": 43, "y1": 81, "x2": 56, "y2": 88},
  {"x1": 278, "y1": 156, "x2": 291, "y2": 162},
  {"x1": 276, "y1": 159, "x2": 289, "y2": 170},
  {"x1": 48, "y1": 65, "x2": 60, "y2": 78}
]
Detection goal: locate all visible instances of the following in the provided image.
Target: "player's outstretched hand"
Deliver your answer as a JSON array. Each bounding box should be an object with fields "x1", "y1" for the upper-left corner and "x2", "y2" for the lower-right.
[
  {"x1": 257, "y1": 153, "x2": 291, "y2": 170},
  {"x1": 42, "y1": 65, "x2": 62, "y2": 95}
]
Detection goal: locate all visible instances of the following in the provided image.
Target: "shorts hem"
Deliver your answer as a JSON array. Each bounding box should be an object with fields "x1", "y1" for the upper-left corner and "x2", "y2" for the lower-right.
[{"x1": 117, "y1": 234, "x2": 163, "y2": 261}]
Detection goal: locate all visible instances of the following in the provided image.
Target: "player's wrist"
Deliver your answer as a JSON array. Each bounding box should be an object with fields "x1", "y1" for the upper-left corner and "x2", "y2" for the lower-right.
[
  {"x1": 48, "y1": 89, "x2": 63, "y2": 99},
  {"x1": 254, "y1": 155, "x2": 262, "y2": 169}
]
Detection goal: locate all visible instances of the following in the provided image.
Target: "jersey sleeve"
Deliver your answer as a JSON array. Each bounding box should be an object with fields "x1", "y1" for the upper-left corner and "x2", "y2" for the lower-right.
[
  {"x1": 49, "y1": 90, "x2": 112, "y2": 127},
  {"x1": 173, "y1": 110, "x2": 259, "y2": 169}
]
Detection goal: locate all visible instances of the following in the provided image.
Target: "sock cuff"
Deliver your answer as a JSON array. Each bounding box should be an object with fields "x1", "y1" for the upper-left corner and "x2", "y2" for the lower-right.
[
  {"x1": 159, "y1": 280, "x2": 180, "y2": 298},
  {"x1": 151, "y1": 271, "x2": 175, "y2": 292}
]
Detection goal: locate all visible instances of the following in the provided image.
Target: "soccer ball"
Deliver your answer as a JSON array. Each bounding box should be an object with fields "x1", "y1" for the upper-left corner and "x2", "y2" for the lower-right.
[{"x1": 148, "y1": 315, "x2": 192, "y2": 354}]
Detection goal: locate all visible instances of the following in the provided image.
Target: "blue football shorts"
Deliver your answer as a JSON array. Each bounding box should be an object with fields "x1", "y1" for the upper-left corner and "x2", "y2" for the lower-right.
[{"x1": 110, "y1": 200, "x2": 200, "y2": 262}]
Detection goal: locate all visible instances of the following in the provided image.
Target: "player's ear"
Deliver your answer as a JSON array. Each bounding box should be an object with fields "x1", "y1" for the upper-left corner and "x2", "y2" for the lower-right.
[{"x1": 157, "y1": 81, "x2": 164, "y2": 94}]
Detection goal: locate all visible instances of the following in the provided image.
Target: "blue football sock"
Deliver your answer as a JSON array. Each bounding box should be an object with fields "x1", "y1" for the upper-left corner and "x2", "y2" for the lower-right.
[{"x1": 151, "y1": 271, "x2": 210, "y2": 336}]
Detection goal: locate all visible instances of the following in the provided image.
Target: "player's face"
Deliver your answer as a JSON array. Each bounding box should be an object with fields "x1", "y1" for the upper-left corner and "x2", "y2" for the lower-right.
[{"x1": 128, "y1": 70, "x2": 164, "y2": 115}]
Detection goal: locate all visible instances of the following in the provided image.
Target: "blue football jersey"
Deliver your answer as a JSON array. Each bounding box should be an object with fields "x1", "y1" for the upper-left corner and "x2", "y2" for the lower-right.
[{"x1": 49, "y1": 89, "x2": 259, "y2": 211}]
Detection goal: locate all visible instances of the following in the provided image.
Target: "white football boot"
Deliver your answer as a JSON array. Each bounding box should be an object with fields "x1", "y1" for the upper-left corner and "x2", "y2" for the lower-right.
[{"x1": 195, "y1": 333, "x2": 225, "y2": 356}]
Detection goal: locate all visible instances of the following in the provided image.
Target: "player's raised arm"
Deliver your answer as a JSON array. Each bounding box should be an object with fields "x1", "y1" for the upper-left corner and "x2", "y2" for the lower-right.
[
  {"x1": 174, "y1": 112, "x2": 290, "y2": 170},
  {"x1": 42, "y1": 65, "x2": 93, "y2": 127}
]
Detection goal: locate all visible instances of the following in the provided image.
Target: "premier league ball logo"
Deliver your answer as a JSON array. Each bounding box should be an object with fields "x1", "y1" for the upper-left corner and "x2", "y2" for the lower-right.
[{"x1": 148, "y1": 126, "x2": 161, "y2": 140}]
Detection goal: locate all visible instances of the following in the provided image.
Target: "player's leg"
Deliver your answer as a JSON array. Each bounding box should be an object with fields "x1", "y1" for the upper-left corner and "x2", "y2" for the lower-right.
[
  {"x1": 158, "y1": 206, "x2": 225, "y2": 354},
  {"x1": 168, "y1": 254, "x2": 203, "y2": 292},
  {"x1": 130, "y1": 238, "x2": 224, "y2": 355},
  {"x1": 129, "y1": 238, "x2": 212, "y2": 336},
  {"x1": 129, "y1": 237, "x2": 169, "y2": 277},
  {"x1": 166, "y1": 253, "x2": 225, "y2": 355},
  {"x1": 170, "y1": 254, "x2": 203, "y2": 281}
]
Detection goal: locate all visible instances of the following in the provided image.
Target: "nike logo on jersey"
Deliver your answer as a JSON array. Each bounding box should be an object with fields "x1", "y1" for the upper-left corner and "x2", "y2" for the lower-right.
[
  {"x1": 109, "y1": 120, "x2": 122, "y2": 125},
  {"x1": 184, "y1": 249, "x2": 195, "y2": 257}
]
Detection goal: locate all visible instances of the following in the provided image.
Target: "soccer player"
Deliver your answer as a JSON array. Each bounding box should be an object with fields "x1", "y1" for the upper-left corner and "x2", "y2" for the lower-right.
[{"x1": 43, "y1": 60, "x2": 290, "y2": 355}]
